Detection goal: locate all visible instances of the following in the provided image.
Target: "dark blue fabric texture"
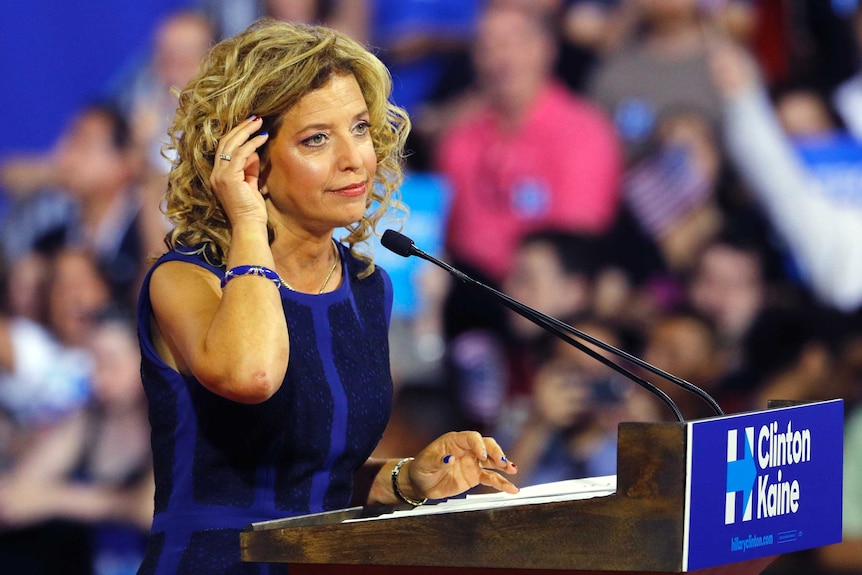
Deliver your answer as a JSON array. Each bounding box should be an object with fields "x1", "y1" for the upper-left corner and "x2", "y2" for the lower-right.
[{"x1": 136, "y1": 242, "x2": 393, "y2": 574}]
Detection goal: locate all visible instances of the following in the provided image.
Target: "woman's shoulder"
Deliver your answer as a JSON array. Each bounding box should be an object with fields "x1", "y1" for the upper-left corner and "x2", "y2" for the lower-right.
[
  {"x1": 140, "y1": 245, "x2": 225, "y2": 310},
  {"x1": 340, "y1": 244, "x2": 393, "y2": 314},
  {"x1": 150, "y1": 244, "x2": 224, "y2": 276}
]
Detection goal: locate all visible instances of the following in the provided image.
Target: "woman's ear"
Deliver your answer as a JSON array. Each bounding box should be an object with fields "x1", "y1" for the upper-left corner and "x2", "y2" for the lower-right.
[{"x1": 259, "y1": 163, "x2": 270, "y2": 198}]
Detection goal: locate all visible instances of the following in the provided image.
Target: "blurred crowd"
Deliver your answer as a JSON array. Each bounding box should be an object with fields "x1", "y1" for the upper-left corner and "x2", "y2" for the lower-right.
[{"x1": 0, "y1": 0, "x2": 860, "y2": 573}]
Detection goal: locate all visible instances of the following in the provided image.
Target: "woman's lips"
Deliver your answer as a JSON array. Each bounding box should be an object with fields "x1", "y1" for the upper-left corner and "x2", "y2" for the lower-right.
[{"x1": 332, "y1": 182, "x2": 367, "y2": 197}]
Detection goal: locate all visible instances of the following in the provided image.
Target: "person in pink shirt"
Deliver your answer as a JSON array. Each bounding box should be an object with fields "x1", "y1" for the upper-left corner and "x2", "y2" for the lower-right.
[{"x1": 436, "y1": 1, "x2": 622, "y2": 283}]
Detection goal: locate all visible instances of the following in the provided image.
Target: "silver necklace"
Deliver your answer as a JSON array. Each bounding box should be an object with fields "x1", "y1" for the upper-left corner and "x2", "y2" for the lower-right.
[{"x1": 280, "y1": 241, "x2": 339, "y2": 294}]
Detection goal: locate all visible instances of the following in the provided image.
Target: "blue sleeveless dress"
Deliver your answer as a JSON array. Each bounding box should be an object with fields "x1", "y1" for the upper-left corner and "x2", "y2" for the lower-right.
[{"x1": 135, "y1": 243, "x2": 394, "y2": 574}]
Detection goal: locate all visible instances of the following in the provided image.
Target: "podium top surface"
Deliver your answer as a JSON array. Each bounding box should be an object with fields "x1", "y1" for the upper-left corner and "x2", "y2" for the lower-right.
[{"x1": 241, "y1": 400, "x2": 844, "y2": 573}]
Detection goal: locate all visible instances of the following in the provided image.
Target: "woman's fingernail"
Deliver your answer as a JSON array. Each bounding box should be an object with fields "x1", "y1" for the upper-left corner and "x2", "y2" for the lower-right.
[
  {"x1": 259, "y1": 131, "x2": 268, "y2": 137},
  {"x1": 501, "y1": 455, "x2": 508, "y2": 464},
  {"x1": 482, "y1": 450, "x2": 488, "y2": 460},
  {"x1": 442, "y1": 455, "x2": 453, "y2": 464},
  {"x1": 248, "y1": 114, "x2": 257, "y2": 120}
]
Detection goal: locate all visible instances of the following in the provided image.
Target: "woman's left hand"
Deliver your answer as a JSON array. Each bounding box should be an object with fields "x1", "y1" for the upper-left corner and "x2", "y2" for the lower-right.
[{"x1": 408, "y1": 431, "x2": 519, "y2": 501}]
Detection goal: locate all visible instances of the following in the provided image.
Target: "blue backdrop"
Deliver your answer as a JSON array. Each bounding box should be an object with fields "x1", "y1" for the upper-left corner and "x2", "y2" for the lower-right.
[{"x1": 0, "y1": 0, "x2": 191, "y2": 158}]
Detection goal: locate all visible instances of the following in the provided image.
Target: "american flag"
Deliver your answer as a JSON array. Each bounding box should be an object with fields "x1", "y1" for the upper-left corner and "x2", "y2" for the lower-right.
[{"x1": 622, "y1": 144, "x2": 712, "y2": 239}]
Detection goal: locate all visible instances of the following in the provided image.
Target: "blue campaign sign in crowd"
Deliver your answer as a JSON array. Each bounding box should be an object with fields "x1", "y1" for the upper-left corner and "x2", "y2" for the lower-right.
[{"x1": 794, "y1": 131, "x2": 862, "y2": 205}]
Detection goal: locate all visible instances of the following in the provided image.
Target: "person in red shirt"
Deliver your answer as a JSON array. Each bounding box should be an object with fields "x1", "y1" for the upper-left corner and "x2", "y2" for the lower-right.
[{"x1": 436, "y1": 1, "x2": 622, "y2": 284}]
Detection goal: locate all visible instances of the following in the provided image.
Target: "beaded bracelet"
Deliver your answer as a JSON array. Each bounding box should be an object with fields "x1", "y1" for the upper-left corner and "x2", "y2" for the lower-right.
[
  {"x1": 221, "y1": 265, "x2": 284, "y2": 289},
  {"x1": 391, "y1": 457, "x2": 427, "y2": 507}
]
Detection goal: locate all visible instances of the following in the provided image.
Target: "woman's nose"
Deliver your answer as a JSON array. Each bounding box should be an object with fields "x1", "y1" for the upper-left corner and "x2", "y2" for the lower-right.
[{"x1": 336, "y1": 136, "x2": 363, "y2": 171}]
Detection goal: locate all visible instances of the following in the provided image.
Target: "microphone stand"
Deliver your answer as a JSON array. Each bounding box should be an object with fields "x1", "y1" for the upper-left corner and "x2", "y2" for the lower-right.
[{"x1": 382, "y1": 229, "x2": 726, "y2": 423}]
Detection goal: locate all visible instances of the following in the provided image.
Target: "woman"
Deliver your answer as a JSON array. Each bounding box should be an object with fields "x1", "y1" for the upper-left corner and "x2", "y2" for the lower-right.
[{"x1": 137, "y1": 18, "x2": 518, "y2": 574}]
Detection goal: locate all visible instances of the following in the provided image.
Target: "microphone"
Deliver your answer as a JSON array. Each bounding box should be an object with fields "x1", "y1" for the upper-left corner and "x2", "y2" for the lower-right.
[{"x1": 381, "y1": 229, "x2": 724, "y2": 422}]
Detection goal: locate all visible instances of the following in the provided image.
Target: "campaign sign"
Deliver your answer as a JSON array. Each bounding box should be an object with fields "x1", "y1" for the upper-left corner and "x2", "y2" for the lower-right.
[{"x1": 683, "y1": 400, "x2": 844, "y2": 571}]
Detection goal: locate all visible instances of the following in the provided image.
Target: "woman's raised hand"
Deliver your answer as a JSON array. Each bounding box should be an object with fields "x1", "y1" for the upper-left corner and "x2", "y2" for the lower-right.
[
  {"x1": 408, "y1": 431, "x2": 519, "y2": 501},
  {"x1": 210, "y1": 115, "x2": 270, "y2": 225}
]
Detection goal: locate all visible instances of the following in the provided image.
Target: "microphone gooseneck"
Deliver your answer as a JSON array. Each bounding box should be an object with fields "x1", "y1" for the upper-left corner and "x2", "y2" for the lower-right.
[{"x1": 381, "y1": 229, "x2": 725, "y2": 423}]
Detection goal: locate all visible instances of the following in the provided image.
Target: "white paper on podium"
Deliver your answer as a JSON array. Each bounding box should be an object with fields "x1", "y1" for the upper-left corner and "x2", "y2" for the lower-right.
[{"x1": 344, "y1": 475, "x2": 617, "y2": 523}]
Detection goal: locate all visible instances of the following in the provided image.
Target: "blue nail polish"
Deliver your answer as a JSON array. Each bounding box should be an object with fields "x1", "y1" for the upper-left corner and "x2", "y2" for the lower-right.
[
  {"x1": 247, "y1": 114, "x2": 257, "y2": 120},
  {"x1": 259, "y1": 131, "x2": 268, "y2": 137},
  {"x1": 442, "y1": 455, "x2": 452, "y2": 464},
  {"x1": 501, "y1": 455, "x2": 508, "y2": 463}
]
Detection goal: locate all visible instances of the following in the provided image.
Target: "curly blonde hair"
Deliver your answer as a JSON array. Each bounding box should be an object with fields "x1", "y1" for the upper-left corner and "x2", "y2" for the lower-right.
[{"x1": 163, "y1": 17, "x2": 410, "y2": 277}]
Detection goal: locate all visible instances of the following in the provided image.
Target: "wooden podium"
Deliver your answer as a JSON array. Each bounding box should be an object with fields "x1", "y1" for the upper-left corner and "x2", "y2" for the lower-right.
[{"x1": 240, "y1": 401, "x2": 843, "y2": 574}]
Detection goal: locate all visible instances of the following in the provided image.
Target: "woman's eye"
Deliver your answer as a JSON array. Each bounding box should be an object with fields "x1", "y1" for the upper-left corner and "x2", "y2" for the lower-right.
[
  {"x1": 303, "y1": 133, "x2": 327, "y2": 147},
  {"x1": 354, "y1": 121, "x2": 370, "y2": 135}
]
